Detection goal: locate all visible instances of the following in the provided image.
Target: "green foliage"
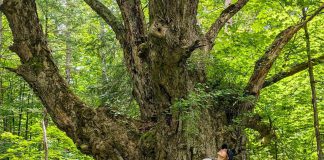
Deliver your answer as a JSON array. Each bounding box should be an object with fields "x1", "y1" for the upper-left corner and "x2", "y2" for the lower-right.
[
  {"x1": 203, "y1": 0, "x2": 324, "y2": 159},
  {"x1": 46, "y1": 125, "x2": 93, "y2": 159},
  {"x1": 0, "y1": 132, "x2": 40, "y2": 159},
  {"x1": 247, "y1": 65, "x2": 324, "y2": 159},
  {"x1": 0, "y1": 123, "x2": 93, "y2": 160},
  {"x1": 172, "y1": 84, "x2": 213, "y2": 137}
]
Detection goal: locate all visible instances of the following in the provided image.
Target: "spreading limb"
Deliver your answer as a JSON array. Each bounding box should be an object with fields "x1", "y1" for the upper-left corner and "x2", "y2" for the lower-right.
[
  {"x1": 263, "y1": 55, "x2": 324, "y2": 88},
  {"x1": 245, "y1": 3, "x2": 324, "y2": 97},
  {"x1": 204, "y1": 0, "x2": 249, "y2": 51},
  {"x1": 84, "y1": 0, "x2": 125, "y2": 42},
  {"x1": 1, "y1": 1, "x2": 139, "y2": 159}
]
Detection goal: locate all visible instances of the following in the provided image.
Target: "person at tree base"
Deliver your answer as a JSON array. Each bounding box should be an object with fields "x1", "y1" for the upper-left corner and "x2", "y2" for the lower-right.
[
  {"x1": 217, "y1": 144, "x2": 229, "y2": 160},
  {"x1": 216, "y1": 143, "x2": 236, "y2": 160}
]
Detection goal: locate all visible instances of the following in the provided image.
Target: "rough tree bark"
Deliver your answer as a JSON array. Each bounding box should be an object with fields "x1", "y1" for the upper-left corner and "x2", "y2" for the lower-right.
[{"x1": 1, "y1": 0, "x2": 324, "y2": 159}]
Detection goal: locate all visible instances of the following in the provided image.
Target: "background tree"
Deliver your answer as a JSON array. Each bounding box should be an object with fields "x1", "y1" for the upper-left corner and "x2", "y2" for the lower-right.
[{"x1": 302, "y1": 6, "x2": 323, "y2": 160}]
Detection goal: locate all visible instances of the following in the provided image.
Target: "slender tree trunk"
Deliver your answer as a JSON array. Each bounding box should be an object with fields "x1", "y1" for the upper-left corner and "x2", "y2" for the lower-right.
[
  {"x1": 29, "y1": 113, "x2": 32, "y2": 140},
  {"x1": 3, "y1": 117, "x2": 7, "y2": 132},
  {"x1": 25, "y1": 111, "x2": 29, "y2": 140},
  {"x1": 65, "y1": 31, "x2": 72, "y2": 84},
  {"x1": 41, "y1": 109, "x2": 49, "y2": 160},
  {"x1": 41, "y1": 5, "x2": 49, "y2": 155},
  {"x1": 224, "y1": 0, "x2": 232, "y2": 32},
  {"x1": 18, "y1": 83, "x2": 25, "y2": 136},
  {"x1": 18, "y1": 84, "x2": 24, "y2": 136},
  {"x1": 8, "y1": 114, "x2": 12, "y2": 132},
  {"x1": 99, "y1": 21, "x2": 108, "y2": 82},
  {"x1": 18, "y1": 108, "x2": 22, "y2": 135},
  {"x1": 275, "y1": 140, "x2": 278, "y2": 160},
  {"x1": 8, "y1": 78, "x2": 12, "y2": 102},
  {"x1": 29, "y1": 94, "x2": 33, "y2": 140},
  {"x1": 63, "y1": 1, "x2": 72, "y2": 85},
  {"x1": 302, "y1": 8, "x2": 323, "y2": 160},
  {"x1": 0, "y1": 2, "x2": 3, "y2": 133},
  {"x1": 99, "y1": 21, "x2": 108, "y2": 105},
  {"x1": 0, "y1": 75, "x2": 2, "y2": 108},
  {"x1": 44, "y1": 0, "x2": 49, "y2": 39},
  {"x1": 11, "y1": 112, "x2": 15, "y2": 134},
  {"x1": 0, "y1": 0, "x2": 2, "y2": 52},
  {"x1": 0, "y1": 77, "x2": 3, "y2": 115}
]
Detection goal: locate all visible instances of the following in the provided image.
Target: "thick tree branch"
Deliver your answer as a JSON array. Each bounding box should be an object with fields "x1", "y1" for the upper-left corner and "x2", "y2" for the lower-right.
[
  {"x1": 83, "y1": 0, "x2": 125, "y2": 41},
  {"x1": 204, "y1": 0, "x2": 249, "y2": 50},
  {"x1": 116, "y1": 0, "x2": 146, "y2": 45},
  {"x1": 242, "y1": 114, "x2": 273, "y2": 138},
  {"x1": 1, "y1": 1, "x2": 139, "y2": 159},
  {"x1": 245, "y1": 3, "x2": 324, "y2": 97},
  {"x1": 114, "y1": 0, "x2": 147, "y2": 89},
  {"x1": 263, "y1": 55, "x2": 324, "y2": 88}
]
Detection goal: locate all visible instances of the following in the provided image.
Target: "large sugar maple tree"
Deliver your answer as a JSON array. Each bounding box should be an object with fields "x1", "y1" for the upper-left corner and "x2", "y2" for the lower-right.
[{"x1": 1, "y1": 0, "x2": 323, "y2": 159}]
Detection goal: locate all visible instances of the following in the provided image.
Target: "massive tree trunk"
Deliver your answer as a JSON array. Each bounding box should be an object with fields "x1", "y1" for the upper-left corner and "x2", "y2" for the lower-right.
[{"x1": 1, "y1": 0, "x2": 324, "y2": 159}]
